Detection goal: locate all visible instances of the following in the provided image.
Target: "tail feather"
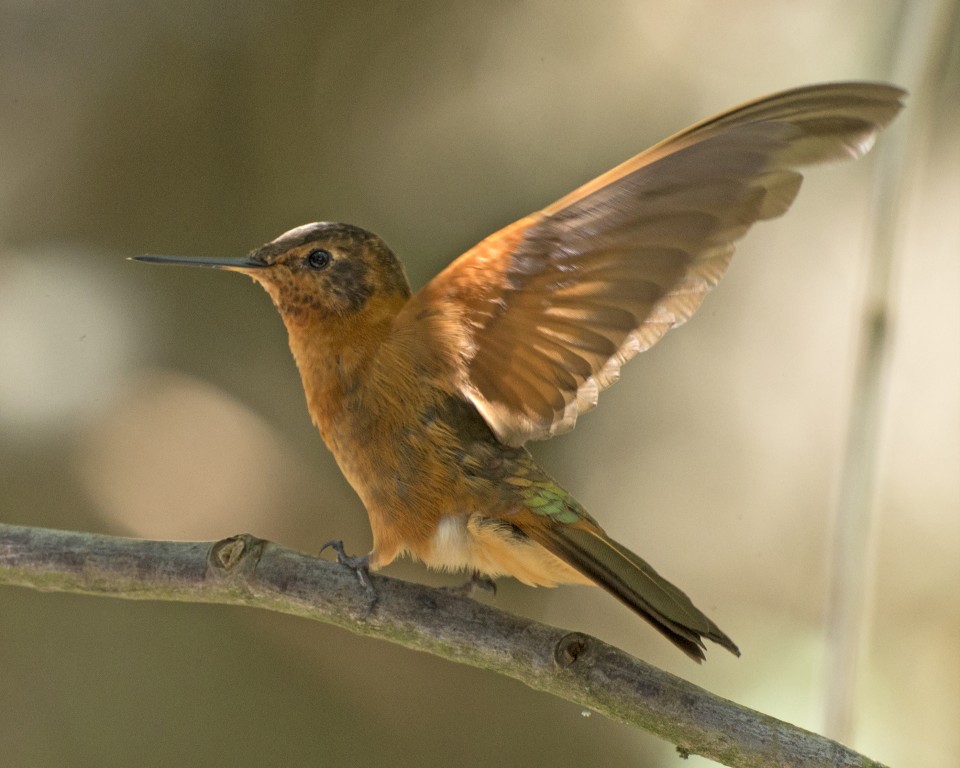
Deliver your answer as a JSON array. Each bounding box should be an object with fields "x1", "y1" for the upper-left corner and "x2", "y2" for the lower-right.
[{"x1": 534, "y1": 524, "x2": 739, "y2": 662}]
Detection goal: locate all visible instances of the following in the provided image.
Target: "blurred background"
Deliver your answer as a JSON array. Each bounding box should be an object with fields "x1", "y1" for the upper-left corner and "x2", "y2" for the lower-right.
[{"x1": 1, "y1": 1, "x2": 957, "y2": 766}]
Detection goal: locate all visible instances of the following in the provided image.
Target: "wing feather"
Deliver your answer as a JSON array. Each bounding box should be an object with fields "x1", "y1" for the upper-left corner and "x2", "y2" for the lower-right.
[{"x1": 399, "y1": 82, "x2": 905, "y2": 445}]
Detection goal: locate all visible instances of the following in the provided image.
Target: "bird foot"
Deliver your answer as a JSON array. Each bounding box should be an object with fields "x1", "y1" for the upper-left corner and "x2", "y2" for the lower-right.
[
  {"x1": 443, "y1": 570, "x2": 497, "y2": 598},
  {"x1": 320, "y1": 539, "x2": 374, "y2": 592}
]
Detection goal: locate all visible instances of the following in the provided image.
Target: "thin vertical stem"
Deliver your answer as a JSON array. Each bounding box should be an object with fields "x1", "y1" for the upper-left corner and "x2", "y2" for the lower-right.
[{"x1": 822, "y1": 0, "x2": 959, "y2": 741}]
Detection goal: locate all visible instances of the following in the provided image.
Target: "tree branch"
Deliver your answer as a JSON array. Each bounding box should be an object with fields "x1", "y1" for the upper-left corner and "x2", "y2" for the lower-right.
[{"x1": 0, "y1": 522, "x2": 884, "y2": 768}]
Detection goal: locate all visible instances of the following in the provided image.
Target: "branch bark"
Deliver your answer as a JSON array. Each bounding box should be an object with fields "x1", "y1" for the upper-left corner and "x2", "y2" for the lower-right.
[{"x1": 0, "y1": 522, "x2": 884, "y2": 768}]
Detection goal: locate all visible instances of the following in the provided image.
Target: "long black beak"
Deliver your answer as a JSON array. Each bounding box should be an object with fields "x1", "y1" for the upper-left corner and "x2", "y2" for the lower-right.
[{"x1": 130, "y1": 254, "x2": 266, "y2": 270}]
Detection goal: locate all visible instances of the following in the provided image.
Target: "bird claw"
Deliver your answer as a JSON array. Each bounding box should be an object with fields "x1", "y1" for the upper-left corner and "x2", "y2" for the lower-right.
[
  {"x1": 443, "y1": 570, "x2": 497, "y2": 598},
  {"x1": 320, "y1": 539, "x2": 374, "y2": 592}
]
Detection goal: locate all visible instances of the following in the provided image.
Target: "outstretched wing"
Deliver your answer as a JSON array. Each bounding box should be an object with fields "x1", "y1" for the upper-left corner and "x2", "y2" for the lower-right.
[{"x1": 401, "y1": 82, "x2": 905, "y2": 446}]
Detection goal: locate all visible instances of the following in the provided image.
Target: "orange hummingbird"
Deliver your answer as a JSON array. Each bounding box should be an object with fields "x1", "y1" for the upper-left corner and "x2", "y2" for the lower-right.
[{"x1": 135, "y1": 82, "x2": 903, "y2": 661}]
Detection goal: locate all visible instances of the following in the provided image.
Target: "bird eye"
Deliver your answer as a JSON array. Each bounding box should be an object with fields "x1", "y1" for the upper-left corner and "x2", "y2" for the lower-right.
[{"x1": 306, "y1": 248, "x2": 332, "y2": 270}]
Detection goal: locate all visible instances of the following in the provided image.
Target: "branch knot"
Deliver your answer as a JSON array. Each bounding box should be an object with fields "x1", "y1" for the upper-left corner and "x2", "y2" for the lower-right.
[
  {"x1": 555, "y1": 632, "x2": 590, "y2": 668},
  {"x1": 208, "y1": 534, "x2": 264, "y2": 580}
]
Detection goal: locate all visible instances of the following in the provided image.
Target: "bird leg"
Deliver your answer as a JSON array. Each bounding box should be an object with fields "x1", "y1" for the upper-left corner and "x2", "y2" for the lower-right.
[
  {"x1": 442, "y1": 570, "x2": 498, "y2": 597},
  {"x1": 320, "y1": 539, "x2": 374, "y2": 592}
]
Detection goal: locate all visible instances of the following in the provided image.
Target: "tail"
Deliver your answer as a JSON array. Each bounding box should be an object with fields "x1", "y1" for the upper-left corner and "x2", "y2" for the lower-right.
[{"x1": 532, "y1": 523, "x2": 739, "y2": 662}]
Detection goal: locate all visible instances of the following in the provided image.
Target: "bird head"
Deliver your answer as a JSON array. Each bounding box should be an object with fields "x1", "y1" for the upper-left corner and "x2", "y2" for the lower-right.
[{"x1": 135, "y1": 222, "x2": 411, "y2": 327}]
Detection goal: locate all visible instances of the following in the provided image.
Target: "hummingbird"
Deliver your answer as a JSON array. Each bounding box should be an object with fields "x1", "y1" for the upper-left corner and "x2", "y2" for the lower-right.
[{"x1": 135, "y1": 82, "x2": 904, "y2": 661}]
